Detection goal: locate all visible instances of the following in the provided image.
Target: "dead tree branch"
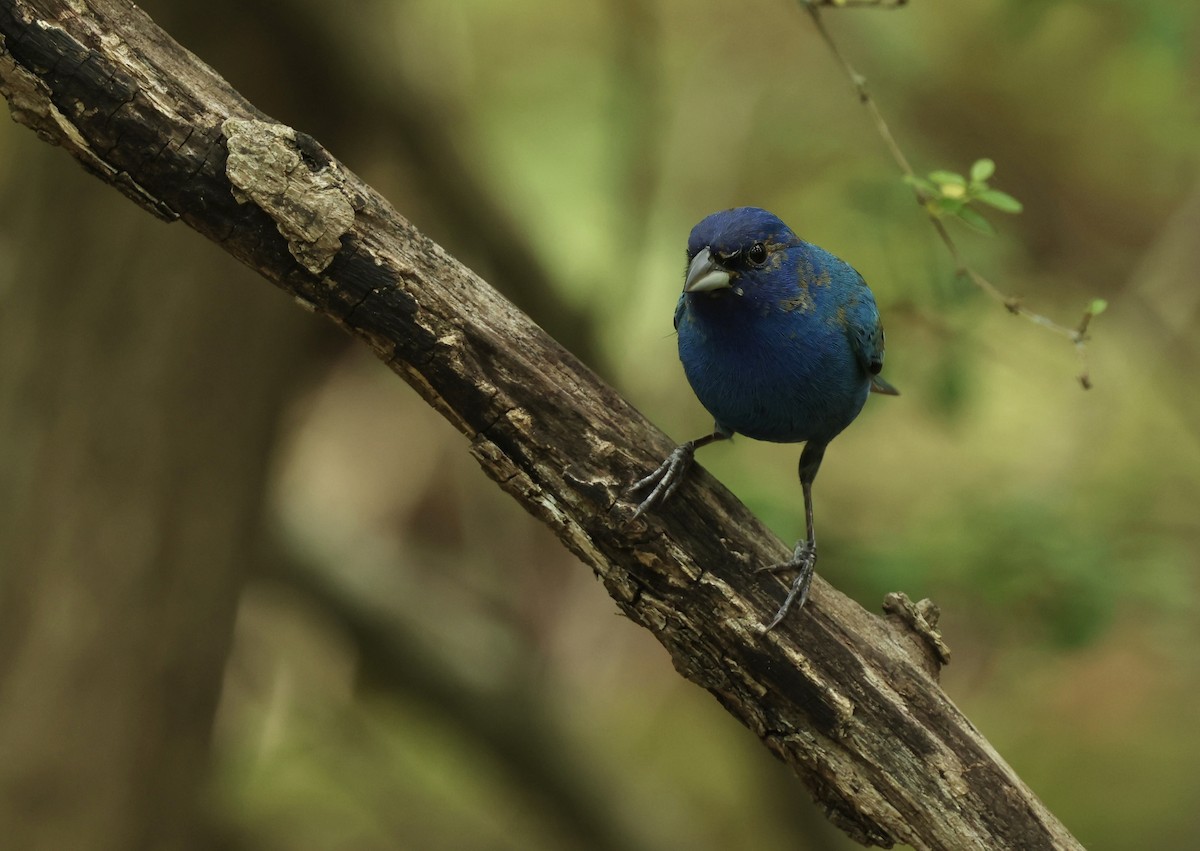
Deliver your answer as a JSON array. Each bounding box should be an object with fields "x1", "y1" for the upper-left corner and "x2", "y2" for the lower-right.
[{"x1": 0, "y1": 2, "x2": 1082, "y2": 848}]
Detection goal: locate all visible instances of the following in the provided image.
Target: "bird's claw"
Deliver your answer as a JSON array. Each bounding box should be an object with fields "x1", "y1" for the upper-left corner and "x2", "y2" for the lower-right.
[
  {"x1": 754, "y1": 540, "x2": 815, "y2": 574},
  {"x1": 757, "y1": 541, "x2": 817, "y2": 632},
  {"x1": 628, "y1": 443, "x2": 696, "y2": 520}
]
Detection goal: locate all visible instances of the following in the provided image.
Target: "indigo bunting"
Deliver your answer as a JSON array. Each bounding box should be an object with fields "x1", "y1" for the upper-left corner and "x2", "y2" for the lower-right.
[{"x1": 631, "y1": 207, "x2": 898, "y2": 630}]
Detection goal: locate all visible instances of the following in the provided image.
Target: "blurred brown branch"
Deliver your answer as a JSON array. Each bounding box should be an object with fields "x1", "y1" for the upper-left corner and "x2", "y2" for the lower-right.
[
  {"x1": 0, "y1": 1, "x2": 1084, "y2": 848},
  {"x1": 0, "y1": 96, "x2": 320, "y2": 851},
  {"x1": 801, "y1": 0, "x2": 1100, "y2": 388},
  {"x1": 273, "y1": 558, "x2": 657, "y2": 851}
]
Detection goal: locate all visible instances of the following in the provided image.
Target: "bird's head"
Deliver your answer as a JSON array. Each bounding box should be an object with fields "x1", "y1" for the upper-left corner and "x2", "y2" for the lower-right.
[{"x1": 683, "y1": 207, "x2": 800, "y2": 297}]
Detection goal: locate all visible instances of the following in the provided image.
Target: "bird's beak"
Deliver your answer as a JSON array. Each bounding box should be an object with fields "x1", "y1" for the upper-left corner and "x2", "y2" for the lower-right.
[{"x1": 684, "y1": 248, "x2": 732, "y2": 293}]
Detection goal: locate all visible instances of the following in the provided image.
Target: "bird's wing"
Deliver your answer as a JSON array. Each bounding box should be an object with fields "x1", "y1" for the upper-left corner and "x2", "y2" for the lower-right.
[
  {"x1": 849, "y1": 283, "x2": 900, "y2": 396},
  {"x1": 845, "y1": 275, "x2": 897, "y2": 394}
]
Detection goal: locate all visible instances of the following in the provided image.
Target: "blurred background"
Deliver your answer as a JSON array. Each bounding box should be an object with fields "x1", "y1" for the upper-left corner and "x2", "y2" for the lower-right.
[{"x1": 1, "y1": 0, "x2": 1198, "y2": 848}]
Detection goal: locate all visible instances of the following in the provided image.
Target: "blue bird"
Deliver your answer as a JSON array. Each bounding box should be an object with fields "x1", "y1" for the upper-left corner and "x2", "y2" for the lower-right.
[{"x1": 631, "y1": 207, "x2": 898, "y2": 630}]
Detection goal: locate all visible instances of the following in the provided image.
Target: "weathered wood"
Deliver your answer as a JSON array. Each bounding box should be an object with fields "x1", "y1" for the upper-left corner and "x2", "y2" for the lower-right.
[{"x1": 0, "y1": 2, "x2": 1084, "y2": 848}]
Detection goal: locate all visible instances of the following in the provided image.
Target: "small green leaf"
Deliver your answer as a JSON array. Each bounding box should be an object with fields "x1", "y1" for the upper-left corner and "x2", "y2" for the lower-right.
[
  {"x1": 976, "y1": 188, "x2": 1024, "y2": 213},
  {"x1": 929, "y1": 170, "x2": 966, "y2": 186},
  {"x1": 970, "y1": 158, "x2": 996, "y2": 182},
  {"x1": 1089, "y1": 298, "x2": 1108, "y2": 316},
  {"x1": 955, "y1": 205, "x2": 995, "y2": 235}
]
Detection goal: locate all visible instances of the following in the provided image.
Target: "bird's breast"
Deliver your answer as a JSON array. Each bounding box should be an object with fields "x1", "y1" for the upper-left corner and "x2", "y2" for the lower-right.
[{"x1": 676, "y1": 299, "x2": 869, "y2": 444}]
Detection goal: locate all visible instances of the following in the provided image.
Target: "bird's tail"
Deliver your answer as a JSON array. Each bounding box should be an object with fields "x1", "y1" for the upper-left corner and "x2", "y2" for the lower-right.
[{"x1": 870, "y1": 375, "x2": 900, "y2": 396}]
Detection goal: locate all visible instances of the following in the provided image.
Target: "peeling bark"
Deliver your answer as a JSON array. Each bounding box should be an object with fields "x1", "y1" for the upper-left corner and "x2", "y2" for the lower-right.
[{"x1": 0, "y1": 2, "x2": 1084, "y2": 849}]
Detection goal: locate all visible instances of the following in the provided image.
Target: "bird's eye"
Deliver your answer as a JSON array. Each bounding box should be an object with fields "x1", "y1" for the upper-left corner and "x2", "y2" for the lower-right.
[{"x1": 747, "y1": 242, "x2": 768, "y2": 265}]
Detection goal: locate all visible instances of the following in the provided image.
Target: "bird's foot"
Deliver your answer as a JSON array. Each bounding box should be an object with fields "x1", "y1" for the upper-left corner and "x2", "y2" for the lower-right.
[
  {"x1": 755, "y1": 541, "x2": 817, "y2": 631},
  {"x1": 627, "y1": 443, "x2": 696, "y2": 520}
]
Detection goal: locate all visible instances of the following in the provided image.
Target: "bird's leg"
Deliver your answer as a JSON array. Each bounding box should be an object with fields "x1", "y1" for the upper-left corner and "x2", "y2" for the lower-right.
[
  {"x1": 628, "y1": 426, "x2": 731, "y2": 519},
  {"x1": 756, "y1": 443, "x2": 825, "y2": 631}
]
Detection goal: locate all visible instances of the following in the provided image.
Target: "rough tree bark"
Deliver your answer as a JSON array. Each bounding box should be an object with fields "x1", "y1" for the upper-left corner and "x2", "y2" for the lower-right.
[{"x1": 0, "y1": 2, "x2": 1085, "y2": 849}]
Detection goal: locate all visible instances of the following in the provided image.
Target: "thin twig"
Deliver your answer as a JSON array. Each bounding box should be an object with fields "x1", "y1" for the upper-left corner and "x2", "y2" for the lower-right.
[
  {"x1": 810, "y1": 0, "x2": 909, "y2": 8},
  {"x1": 800, "y1": 1, "x2": 1096, "y2": 388}
]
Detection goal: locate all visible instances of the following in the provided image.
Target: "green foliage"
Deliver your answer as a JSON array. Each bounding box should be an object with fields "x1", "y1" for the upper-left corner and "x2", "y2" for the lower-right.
[
  {"x1": 904, "y1": 158, "x2": 1024, "y2": 235},
  {"x1": 844, "y1": 493, "x2": 1192, "y2": 652},
  {"x1": 927, "y1": 339, "x2": 975, "y2": 420}
]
